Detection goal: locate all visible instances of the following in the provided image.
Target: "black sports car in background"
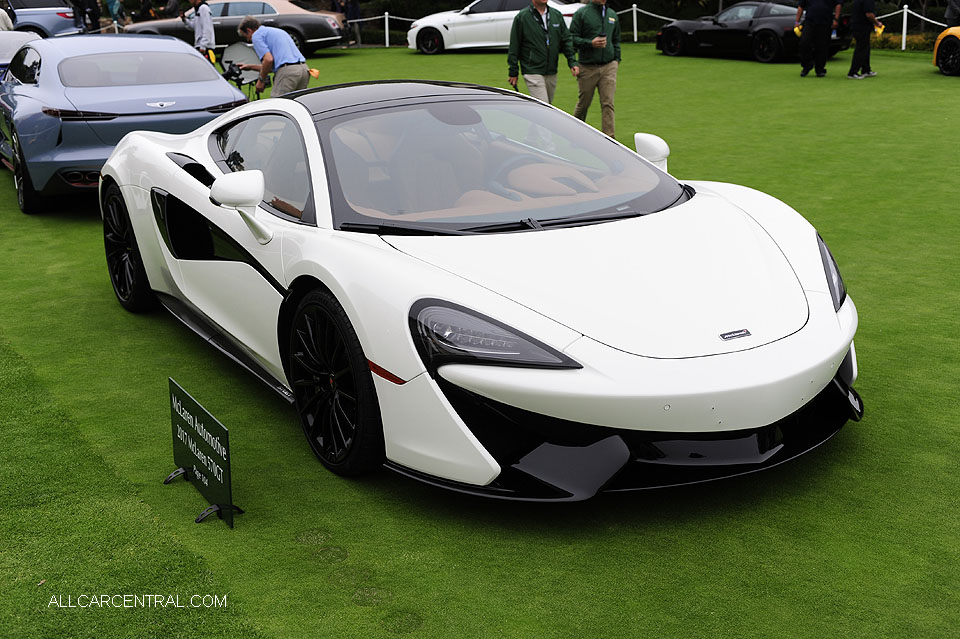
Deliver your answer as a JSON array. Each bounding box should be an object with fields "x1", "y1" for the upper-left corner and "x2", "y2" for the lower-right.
[{"x1": 656, "y1": 1, "x2": 851, "y2": 63}]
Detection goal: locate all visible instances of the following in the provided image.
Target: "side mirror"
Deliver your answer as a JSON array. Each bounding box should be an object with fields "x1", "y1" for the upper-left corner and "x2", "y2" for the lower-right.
[
  {"x1": 210, "y1": 170, "x2": 273, "y2": 244},
  {"x1": 634, "y1": 133, "x2": 670, "y2": 173}
]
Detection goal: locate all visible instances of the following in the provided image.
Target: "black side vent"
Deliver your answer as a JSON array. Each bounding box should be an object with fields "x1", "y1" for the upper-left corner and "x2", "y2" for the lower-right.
[{"x1": 166, "y1": 152, "x2": 217, "y2": 187}]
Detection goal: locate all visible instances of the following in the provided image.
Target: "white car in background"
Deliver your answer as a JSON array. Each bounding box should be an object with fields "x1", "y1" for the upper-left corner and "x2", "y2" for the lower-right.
[{"x1": 408, "y1": 0, "x2": 577, "y2": 54}]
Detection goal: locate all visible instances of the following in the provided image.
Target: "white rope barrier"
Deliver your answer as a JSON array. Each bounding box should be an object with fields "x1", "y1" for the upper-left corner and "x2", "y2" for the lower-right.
[
  {"x1": 874, "y1": 5, "x2": 947, "y2": 50},
  {"x1": 347, "y1": 4, "x2": 949, "y2": 50},
  {"x1": 85, "y1": 20, "x2": 121, "y2": 34}
]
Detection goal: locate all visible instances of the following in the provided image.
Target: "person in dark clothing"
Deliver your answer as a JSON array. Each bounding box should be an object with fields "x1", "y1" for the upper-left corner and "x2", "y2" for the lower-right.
[
  {"x1": 335, "y1": 0, "x2": 361, "y2": 46},
  {"x1": 847, "y1": 0, "x2": 882, "y2": 79},
  {"x1": 570, "y1": 0, "x2": 620, "y2": 138},
  {"x1": 795, "y1": 0, "x2": 841, "y2": 77},
  {"x1": 946, "y1": 0, "x2": 960, "y2": 28},
  {"x1": 83, "y1": 0, "x2": 101, "y2": 31},
  {"x1": 508, "y1": 0, "x2": 579, "y2": 104}
]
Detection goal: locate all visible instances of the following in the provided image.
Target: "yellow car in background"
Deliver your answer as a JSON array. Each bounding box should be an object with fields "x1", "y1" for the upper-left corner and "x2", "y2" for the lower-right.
[{"x1": 934, "y1": 27, "x2": 960, "y2": 75}]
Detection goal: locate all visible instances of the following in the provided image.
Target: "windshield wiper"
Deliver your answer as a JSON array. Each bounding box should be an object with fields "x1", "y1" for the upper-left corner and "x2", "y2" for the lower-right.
[
  {"x1": 540, "y1": 209, "x2": 646, "y2": 229},
  {"x1": 461, "y1": 217, "x2": 544, "y2": 233},
  {"x1": 339, "y1": 222, "x2": 472, "y2": 236}
]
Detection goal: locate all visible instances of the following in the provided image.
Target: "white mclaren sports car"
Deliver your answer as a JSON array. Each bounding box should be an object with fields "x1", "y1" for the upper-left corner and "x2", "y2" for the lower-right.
[{"x1": 100, "y1": 80, "x2": 862, "y2": 501}]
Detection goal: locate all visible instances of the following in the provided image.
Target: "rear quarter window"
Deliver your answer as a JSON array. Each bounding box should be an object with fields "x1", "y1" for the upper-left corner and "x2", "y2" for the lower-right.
[{"x1": 58, "y1": 52, "x2": 219, "y2": 87}]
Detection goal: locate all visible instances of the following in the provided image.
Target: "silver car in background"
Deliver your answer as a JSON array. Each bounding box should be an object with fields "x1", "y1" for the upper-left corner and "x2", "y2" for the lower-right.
[{"x1": 5, "y1": 0, "x2": 85, "y2": 38}]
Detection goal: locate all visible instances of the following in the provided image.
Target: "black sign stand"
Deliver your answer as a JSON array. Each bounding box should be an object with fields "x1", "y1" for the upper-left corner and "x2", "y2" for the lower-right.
[{"x1": 164, "y1": 378, "x2": 243, "y2": 528}]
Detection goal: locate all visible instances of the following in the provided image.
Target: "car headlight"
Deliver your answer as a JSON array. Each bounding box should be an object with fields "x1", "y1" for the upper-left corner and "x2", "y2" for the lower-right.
[
  {"x1": 818, "y1": 234, "x2": 847, "y2": 311},
  {"x1": 410, "y1": 21, "x2": 419, "y2": 30},
  {"x1": 410, "y1": 299, "x2": 581, "y2": 372}
]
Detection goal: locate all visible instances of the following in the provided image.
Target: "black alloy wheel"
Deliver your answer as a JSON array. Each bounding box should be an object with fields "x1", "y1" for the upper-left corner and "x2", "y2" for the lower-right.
[
  {"x1": 753, "y1": 30, "x2": 782, "y2": 63},
  {"x1": 102, "y1": 182, "x2": 156, "y2": 312},
  {"x1": 12, "y1": 132, "x2": 41, "y2": 214},
  {"x1": 417, "y1": 28, "x2": 443, "y2": 55},
  {"x1": 938, "y1": 36, "x2": 960, "y2": 76},
  {"x1": 660, "y1": 28, "x2": 685, "y2": 56},
  {"x1": 288, "y1": 289, "x2": 385, "y2": 476}
]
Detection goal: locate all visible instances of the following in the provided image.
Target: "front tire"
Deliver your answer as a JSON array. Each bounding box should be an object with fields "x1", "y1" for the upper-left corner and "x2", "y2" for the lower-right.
[
  {"x1": 416, "y1": 27, "x2": 443, "y2": 55},
  {"x1": 660, "y1": 28, "x2": 685, "y2": 56},
  {"x1": 288, "y1": 288, "x2": 385, "y2": 476},
  {"x1": 102, "y1": 182, "x2": 156, "y2": 312},
  {"x1": 753, "y1": 30, "x2": 782, "y2": 63},
  {"x1": 12, "y1": 131, "x2": 42, "y2": 214},
  {"x1": 938, "y1": 36, "x2": 960, "y2": 76}
]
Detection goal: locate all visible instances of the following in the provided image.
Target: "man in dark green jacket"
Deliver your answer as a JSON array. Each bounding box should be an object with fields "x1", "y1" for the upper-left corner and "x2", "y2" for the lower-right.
[
  {"x1": 507, "y1": 0, "x2": 579, "y2": 104},
  {"x1": 570, "y1": 0, "x2": 621, "y2": 138}
]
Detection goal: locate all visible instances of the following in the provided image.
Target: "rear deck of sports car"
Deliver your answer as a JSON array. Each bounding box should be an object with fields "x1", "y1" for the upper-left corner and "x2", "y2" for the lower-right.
[{"x1": 387, "y1": 372, "x2": 862, "y2": 502}]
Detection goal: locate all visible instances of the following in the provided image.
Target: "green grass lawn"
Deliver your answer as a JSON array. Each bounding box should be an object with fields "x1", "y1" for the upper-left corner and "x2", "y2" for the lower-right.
[{"x1": 1, "y1": 44, "x2": 959, "y2": 638}]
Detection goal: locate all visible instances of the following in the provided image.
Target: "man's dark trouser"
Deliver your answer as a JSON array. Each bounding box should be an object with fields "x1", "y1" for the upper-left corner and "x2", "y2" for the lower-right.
[
  {"x1": 800, "y1": 22, "x2": 831, "y2": 74},
  {"x1": 849, "y1": 28, "x2": 872, "y2": 75}
]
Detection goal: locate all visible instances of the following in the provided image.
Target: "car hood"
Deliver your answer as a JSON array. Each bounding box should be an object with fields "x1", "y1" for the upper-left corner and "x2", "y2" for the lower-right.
[
  {"x1": 385, "y1": 193, "x2": 809, "y2": 359},
  {"x1": 416, "y1": 10, "x2": 459, "y2": 24}
]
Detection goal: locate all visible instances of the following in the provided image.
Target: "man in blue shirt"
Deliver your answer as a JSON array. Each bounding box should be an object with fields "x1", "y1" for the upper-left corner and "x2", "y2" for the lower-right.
[{"x1": 237, "y1": 16, "x2": 309, "y2": 97}]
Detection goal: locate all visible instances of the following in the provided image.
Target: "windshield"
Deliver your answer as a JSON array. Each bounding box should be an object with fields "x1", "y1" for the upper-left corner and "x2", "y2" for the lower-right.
[
  {"x1": 59, "y1": 52, "x2": 220, "y2": 87},
  {"x1": 318, "y1": 98, "x2": 684, "y2": 233}
]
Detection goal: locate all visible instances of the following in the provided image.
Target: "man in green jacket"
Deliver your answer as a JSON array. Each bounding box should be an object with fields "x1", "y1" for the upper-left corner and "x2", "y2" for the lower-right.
[
  {"x1": 570, "y1": 0, "x2": 621, "y2": 137},
  {"x1": 508, "y1": 0, "x2": 579, "y2": 104}
]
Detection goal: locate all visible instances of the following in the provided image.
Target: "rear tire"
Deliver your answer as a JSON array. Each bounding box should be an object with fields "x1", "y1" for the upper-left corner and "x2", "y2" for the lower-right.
[
  {"x1": 16, "y1": 27, "x2": 47, "y2": 38},
  {"x1": 102, "y1": 182, "x2": 156, "y2": 312},
  {"x1": 938, "y1": 36, "x2": 960, "y2": 76},
  {"x1": 416, "y1": 28, "x2": 443, "y2": 55},
  {"x1": 752, "y1": 30, "x2": 782, "y2": 63},
  {"x1": 12, "y1": 131, "x2": 42, "y2": 214},
  {"x1": 660, "y1": 28, "x2": 685, "y2": 56},
  {"x1": 284, "y1": 28, "x2": 306, "y2": 55}
]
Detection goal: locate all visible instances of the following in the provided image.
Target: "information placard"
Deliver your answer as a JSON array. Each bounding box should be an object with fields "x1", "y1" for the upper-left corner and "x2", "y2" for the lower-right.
[{"x1": 166, "y1": 378, "x2": 241, "y2": 528}]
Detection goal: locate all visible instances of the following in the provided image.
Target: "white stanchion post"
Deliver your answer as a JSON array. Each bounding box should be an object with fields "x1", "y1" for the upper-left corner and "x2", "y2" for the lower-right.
[
  {"x1": 633, "y1": 5, "x2": 638, "y2": 43},
  {"x1": 902, "y1": 5, "x2": 908, "y2": 51},
  {"x1": 385, "y1": 12, "x2": 390, "y2": 48},
  {"x1": 113, "y1": 20, "x2": 118, "y2": 33}
]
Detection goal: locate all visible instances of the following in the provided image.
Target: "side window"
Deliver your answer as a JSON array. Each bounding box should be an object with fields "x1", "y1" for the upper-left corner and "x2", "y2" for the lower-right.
[
  {"x1": 469, "y1": 0, "x2": 502, "y2": 14},
  {"x1": 207, "y1": 2, "x2": 226, "y2": 16},
  {"x1": 767, "y1": 4, "x2": 796, "y2": 17},
  {"x1": 6, "y1": 49, "x2": 27, "y2": 82},
  {"x1": 260, "y1": 2, "x2": 276, "y2": 15},
  {"x1": 217, "y1": 114, "x2": 311, "y2": 220},
  {"x1": 717, "y1": 4, "x2": 757, "y2": 21},
  {"x1": 226, "y1": 1, "x2": 264, "y2": 16},
  {"x1": 8, "y1": 48, "x2": 40, "y2": 84},
  {"x1": 503, "y1": 0, "x2": 528, "y2": 11}
]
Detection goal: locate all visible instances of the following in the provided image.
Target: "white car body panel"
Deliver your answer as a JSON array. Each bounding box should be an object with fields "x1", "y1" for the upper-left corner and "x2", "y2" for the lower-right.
[{"x1": 374, "y1": 374, "x2": 501, "y2": 484}]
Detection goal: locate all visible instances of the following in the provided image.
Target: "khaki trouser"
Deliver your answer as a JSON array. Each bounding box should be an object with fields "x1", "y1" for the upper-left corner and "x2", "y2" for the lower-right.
[
  {"x1": 273, "y1": 63, "x2": 310, "y2": 97},
  {"x1": 522, "y1": 73, "x2": 558, "y2": 104},
  {"x1": 574, "y1": 60, "x2": 618, "y2": 138}
]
